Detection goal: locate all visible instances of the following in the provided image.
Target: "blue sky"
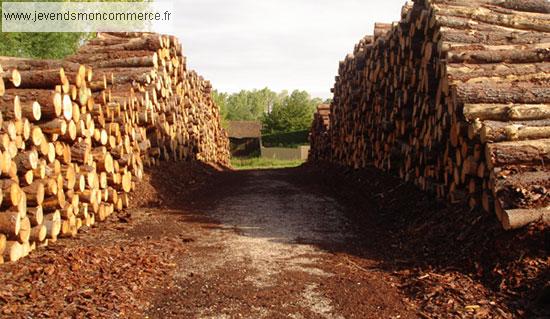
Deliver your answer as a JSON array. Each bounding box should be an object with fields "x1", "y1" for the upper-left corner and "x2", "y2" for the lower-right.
[{"x1": 169, "y1": 0, "x2": 406, "y2": 98}]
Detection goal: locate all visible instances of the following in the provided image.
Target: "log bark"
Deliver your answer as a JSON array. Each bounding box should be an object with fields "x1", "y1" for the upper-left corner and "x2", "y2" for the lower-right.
[
  {"x1": 463, "y1": 103, "x2": 550, "y2": 121},
  {"x1": 440, "y1": 27, "x2": 550, "y2": 45},
  {"x1": 0, "y1": 180, "x2": 21, "y2": 207},
  {"x1": 27, "y1": 206, "x2": 43, "y2": 226},
  {"x1": 447, "y1": 47, "x2": 550, "y2": 64},
  {"x1": 480, "y1": 120, "x2": 550, "y2": 142},
  {"x1": 87, "y1": 56, "x2": 157, "y2": 69},
  {"x1": 432, "y1": 3, "x2": 550, "y2": 32},
  {"x1": 456, "y1": 83, "x2": 550, "y2": 104},
  {"x1": 493, "y1": 169, "x2": 549, "y2": 209},
  {"x1": 67, "y1": 50, "x2": 154, "y2": 64},
  {"x1": 0, "y1": 57, "x2": 80, "y2": 71},
  {"x1": 0, "y1": 211, "x2": 20, "y2": 236},
  {"x1": 485, "y1": 138, "x2": 550, "y2": 168},
  {"x1": 498, "y1": 0, "x2": 550, "y2": 14},
  {"x1": 77, "y1": 35, "x2": 163, "y2": 54},
  {"x1": 29, "y1": 224, "x2": 47, "y2": 242},
  {"x1": 502, "y1": 207, "x2": 550, "y2": 230},
  {"x1": 448, "y1": 62, "x2": 550, "y2": 82},
  {"x1": 2, "y1": 69, "x2": 67, "y2": 90},
  {"x1": 1, "y1": 89, "x2": 62, "y2": 119},
  {"x1": 23, "y1": 181, "x2": 45, "y2": 206}
]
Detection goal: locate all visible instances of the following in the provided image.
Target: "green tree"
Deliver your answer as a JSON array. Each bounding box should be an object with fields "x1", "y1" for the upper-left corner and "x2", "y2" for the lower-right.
[
  {"x1": 213, "y1": 88, "x2": 321, "y2": 134},
  {"x1": 212, "y1": 90, "x2": 230, "y2": 128},
  {"x1": 261, "y1": 90, "x2": 320, "y2": 134},
  {"x1": 224, "y1": 88, "x2": 276, "y2": 121},
  {"x1": 212, "y1": 90, "x2": 229, "y2": 119},
  {"x1": 0, "y1": 0, "x2": 148, "y2": 59},
  {"x1": 0, "y1": 0, "x2": 89, "y2": 58}
]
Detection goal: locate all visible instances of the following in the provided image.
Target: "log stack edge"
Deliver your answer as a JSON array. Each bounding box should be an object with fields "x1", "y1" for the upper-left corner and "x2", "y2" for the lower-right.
[
  {"x1": 309, "y1": 0, "x2": 550, "y2": 230},
  {"x1": 0, "y1": 32, "x2": 230, "y2": 263}
]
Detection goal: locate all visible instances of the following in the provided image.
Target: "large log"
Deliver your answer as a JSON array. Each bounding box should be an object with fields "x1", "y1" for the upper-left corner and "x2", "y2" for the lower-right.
[
  {"x1": 2, "y1": 69, "x2": 67, "y2": 90},
  {"x1": 493, "y1": 169, "x2": 549, "y2": 209},
  {"x1": 456, "y1": 83, "x2": 550, "y2": 104},
  {"x1": 0, "y1": 57, "x2": 80, "y2": 71},
  {"x1": 66, "y1": 50, "x2": 155, "y2": 64},
  {"x1": 87, "y1": 56, "x2": 157, "y2": 69},
  {"x1": 447, "y1": 47, "x2": 550, "y2": 64},
  {"x1": 448, "y1": 62, "x2": 550, "y2": 82},
  {"x1": 502, "y1": 207, "x2": 550, "y2": 230},
  {"x1": 440, "y1": 28, "x2": 550, "y2": 45},
  {"x1": 4, "y1": 240, "x2": 23, "y2": 262},
  {"x1": 463, "y1": 103, "x2": 550, "y2": 121},
  {"x1": 29, "y1": 224, "x2": 47, "y2": 242},
  {"x1": 432, "y1": 3, "x2": 550, "y2": 32},
  {"x1": 27, "y1": 206, "x2": 43, "y2": 226},
  {"x1": 76, "y1": 35, "x2": 164, "y2": 54},
  {"x1": 23, "y1": 181, "x2": 45, "y2": 206},
  {"x1": 498, "y1": 0, "x2": 550, "y2": 14},
  {"x1": 0, "y1": 211, "x2": 20, "y2": 236},
  {"x1": 480, "y1": 120, "x2": 550, "y2": 142},
  {"x1": 1, "y1": 89, "x2": 62, "y2": 119},
  {"x1": 485, "y1": 139, "x2": 550, "y2": 168}
]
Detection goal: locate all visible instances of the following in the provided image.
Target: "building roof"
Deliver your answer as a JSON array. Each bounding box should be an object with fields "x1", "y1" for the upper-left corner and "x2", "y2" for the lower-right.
[{"x1": 226, "y1": 121, "x2": 262, "y2": 138}]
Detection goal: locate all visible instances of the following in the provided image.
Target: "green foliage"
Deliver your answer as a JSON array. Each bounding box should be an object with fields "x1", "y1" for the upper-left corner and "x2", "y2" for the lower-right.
[
  {"x1": 212, "y1": 90, "x2": 228, "y2": 119},
  {"x1": 0, "y1": 0, "x2": 85, "y2": 58},
  {"x1": 262, "y1": 130, "x2": 309, "y2": 148},
  {"x1": 231, "y1": 157, "x2": 304, "y2": 170},
  {"x1": 214, "y1": 88, "x2": 321, "y2": 135},
  {"x1": 215, "y1": 87, "x2": 277, "y2": 121},
  {"x1": 261, "y1": 90, "x2": 321, "y2": 134},
  {"x1": 0, "y1": 31, "x2": 89, "y2": 59},
  {"x1": 212, "y1": 90, "x2": 229, "y2": 128},
  {"x1": 0, "y1": 0, "x2": 147, "y2": 59}
]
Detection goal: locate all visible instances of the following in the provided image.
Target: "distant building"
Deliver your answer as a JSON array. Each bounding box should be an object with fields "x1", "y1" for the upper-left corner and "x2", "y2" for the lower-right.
[{"x1": 226, "y1": 121, "x2": 262, "y2": 157}]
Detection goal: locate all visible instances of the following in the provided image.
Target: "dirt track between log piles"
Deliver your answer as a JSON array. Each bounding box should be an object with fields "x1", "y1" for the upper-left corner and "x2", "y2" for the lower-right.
[{"x1": 0, "y1": 162, "x2": 547, "y2": 318}]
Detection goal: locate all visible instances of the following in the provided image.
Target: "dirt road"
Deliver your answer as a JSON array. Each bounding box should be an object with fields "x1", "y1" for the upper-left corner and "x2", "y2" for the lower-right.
[
  {"x1": 0, "y1": 162, "x2": 546, "y2": 318},
  {"x1": 143, "y1": 168, "x2": 415, "y2": 318}
]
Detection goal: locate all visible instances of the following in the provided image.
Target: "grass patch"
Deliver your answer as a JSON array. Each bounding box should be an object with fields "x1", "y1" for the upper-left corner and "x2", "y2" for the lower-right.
[{"x1": 231, "y1": 157, "x2": 305, "y2": 170}]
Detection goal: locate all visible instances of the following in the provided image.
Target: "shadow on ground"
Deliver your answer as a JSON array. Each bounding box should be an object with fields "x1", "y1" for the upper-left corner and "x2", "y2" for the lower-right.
[{"x1": 137, "y1": 160, "x2": 548, "y2": 318}]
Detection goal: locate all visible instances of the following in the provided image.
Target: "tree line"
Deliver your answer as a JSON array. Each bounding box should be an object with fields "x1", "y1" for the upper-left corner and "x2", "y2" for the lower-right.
[{"x1": 213, "y1": 88, "x2": 329, "y2": 135}]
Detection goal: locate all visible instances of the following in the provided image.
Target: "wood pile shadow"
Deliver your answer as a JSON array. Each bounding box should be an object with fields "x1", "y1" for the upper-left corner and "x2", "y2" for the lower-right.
[{"x1": 141, "y1": 161, "x2": 548, "y2": 318}]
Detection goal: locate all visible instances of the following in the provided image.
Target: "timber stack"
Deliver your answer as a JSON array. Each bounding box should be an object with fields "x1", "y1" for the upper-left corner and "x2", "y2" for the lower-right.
[
  {"x1": 309, "y1": 0, "x2": 550, "y2": 230},
  {"x1": 0, "y1": 32, "x2": 230, "y2": 263},
  {"x1": 309, "y1": 104, "x2": 331, "y2": 161}
]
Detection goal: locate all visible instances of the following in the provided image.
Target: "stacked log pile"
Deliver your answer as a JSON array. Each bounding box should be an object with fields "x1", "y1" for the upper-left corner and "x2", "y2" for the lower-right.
[
  {"x1": 0, "y1": 32, "x2": 229, "y2": 262},
  {"x1": 309, "y1": 104, "x2": 331, "y2": 161},
  {"x1": 309, "y1": 0, "x2": 550, "y2": 230}
]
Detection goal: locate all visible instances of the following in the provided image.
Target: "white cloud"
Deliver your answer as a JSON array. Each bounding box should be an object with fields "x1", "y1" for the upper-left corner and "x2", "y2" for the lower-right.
[{"x1": 170, "y1": 0, "x2": 406, "y2": 98}]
